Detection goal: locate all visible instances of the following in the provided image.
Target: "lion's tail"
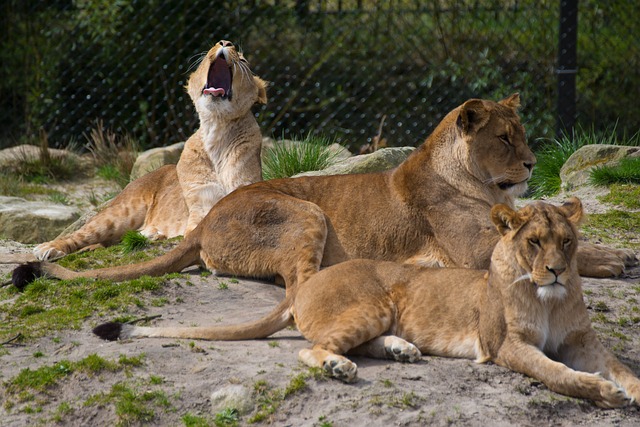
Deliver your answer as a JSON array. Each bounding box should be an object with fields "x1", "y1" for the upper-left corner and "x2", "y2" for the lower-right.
[
  {"x1": 93, "y1": 297, "x2": 294, "y2": 341},
  {"x1": 11, "y1": 238, "x2": 201, "y2": 288}
]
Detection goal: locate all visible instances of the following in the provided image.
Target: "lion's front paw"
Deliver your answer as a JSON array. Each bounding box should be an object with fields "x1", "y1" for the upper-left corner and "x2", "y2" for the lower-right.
[
  {"x1": 323, "y1": 355, "x2": 358, "y2": 383},
  {"x1": 595, "y1": 379, "x2": 630, "y2": 409},
  {"x1": 384, "y1": 336, "x2": 422, "y2": 363},
  {"x1": 33, "y1": 243, "x2": 66, "y2": 261}
]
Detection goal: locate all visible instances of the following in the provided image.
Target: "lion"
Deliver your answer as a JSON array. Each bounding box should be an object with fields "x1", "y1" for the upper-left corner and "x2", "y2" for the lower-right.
[
  {"x1": 12, "y1": 94, "x2": 636, "y2": 289},
  {"x1": 93, "y1": 198, "x2": 640, "y2": 408},
  {"x1": 31, "y1": 40, "x2": 267, "y2": 261}
]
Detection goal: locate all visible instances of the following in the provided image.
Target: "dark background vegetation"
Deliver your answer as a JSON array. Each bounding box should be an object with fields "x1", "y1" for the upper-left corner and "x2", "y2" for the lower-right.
[{"x1": 1, "y1": 0, "x2": 638, "y2": 152}]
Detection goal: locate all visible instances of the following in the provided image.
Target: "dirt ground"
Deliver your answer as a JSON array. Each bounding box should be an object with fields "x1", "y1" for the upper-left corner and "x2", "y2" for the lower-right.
[{"x1": 1, "y1": 201, "x2": 640, "y2": 426}]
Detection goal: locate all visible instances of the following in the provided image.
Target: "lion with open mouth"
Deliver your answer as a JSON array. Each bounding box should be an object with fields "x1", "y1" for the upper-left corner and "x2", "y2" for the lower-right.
[{"x1": 31, "y1": 40, "x2": 267, "y2": 261}]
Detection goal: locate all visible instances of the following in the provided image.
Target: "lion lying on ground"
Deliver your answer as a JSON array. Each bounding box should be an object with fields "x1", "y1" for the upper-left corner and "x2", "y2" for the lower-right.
[
  {"x1": 12, "y1": 94, "x2": 636, "y2": 289},
  {"x1": 93, "y1": 198, "x2": 640, "y2": 408},
  {"x1": 31, "y1": 40, "x2": 267, "y2": 261}
]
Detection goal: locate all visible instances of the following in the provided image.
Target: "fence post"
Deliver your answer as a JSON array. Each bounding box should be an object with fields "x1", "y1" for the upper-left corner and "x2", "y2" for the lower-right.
[{"x1": 556, "y1": 0, "x2": 578, "y2": 138}]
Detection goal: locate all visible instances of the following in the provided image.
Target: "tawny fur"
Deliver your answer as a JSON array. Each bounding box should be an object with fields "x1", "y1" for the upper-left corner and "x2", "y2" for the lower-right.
[
  {"x1": 23, "y1": 93, "x2": 636, "y2": 285},
  {"x1": 94, "y1": 199, "x2": 640, "y2": 408},
  {"x1": 31, "y1": 40, "x2": 267, "y2": 261}
]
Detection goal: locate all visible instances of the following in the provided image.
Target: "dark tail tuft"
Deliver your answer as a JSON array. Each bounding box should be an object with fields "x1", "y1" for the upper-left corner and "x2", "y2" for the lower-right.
[
  {"x1": 93, "y1": 322, "x2": 123, "y2": 341},
  {"x1": 12, "y1": 262, "x2": 44, "y2": 291}
]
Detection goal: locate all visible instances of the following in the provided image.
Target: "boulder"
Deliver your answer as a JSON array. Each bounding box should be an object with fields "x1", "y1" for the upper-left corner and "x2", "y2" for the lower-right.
[
  {"x1": 130, "y1": 142, "x2": 185, "y2": 180},
  {"x1": 210, "y1": 384, "x2": 254, "y2": 416},
  {"x1": 295, "y1": 147, "x2": 415, "y2": 177},
  {"x1": 0, "y1": 197, "x2": 81, "y2": 243},
  {"x1": 560, "y1": 145, "x2": 640, "y2": 190},
  {"x1": 0, "y1": 144, "x2": 84, "y2": 170}
]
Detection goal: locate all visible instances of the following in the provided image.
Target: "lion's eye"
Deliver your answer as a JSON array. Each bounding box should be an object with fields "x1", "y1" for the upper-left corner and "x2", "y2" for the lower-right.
[
  {"x1": 498, "y1": 135, "x2": 510, "y2": 145},
  {"x1": 528, "y1": 238, "x2": 540, "y2": 247},
  {"x1": 562, "y1": 239, "x2": 572, "y2": 248}
]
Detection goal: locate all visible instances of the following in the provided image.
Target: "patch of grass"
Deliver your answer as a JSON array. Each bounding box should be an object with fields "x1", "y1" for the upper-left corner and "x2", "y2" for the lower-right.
[
  {"x1": 7, "y1": 132, "x2": 84, "y2": 183},
  {"x1": 582, "y1": 210, "x2": 640, "y2": 249},
  {"x1": 85, "y1": 119, "x2": 139, "y2": 188},
  {"x1": 121, "y1": 230, "x2": 150, "y2": 253},
  {"x1": 529, "y1": 125, "x2": 640, "y2": 198},
  {"x1": 248, "y1": 373, "x2": 310, "y2": 423},
  {"x1": 183, "y1": 413, "x2": 213, "y2": 427},
  {"x1": 52, "y1": 401, "x2": 74, "y2": 423},
  {"x1": 214, "y1": 408, "x2": 239, "y2": 427},
  {"x1": 217, "y1": 281, "x2": 229, "y2": 290},
  {"x1": 590, "y1": 157, "x2": 640, "y2": 186},
  {"x1": 5, "y1": 353, "x2": 141, "y2": 396},
  {"x1": 85, "y1": 381, "x2": 170, "y2": 426},
  {"x1": 0, "y1": 240, "x2": 186, "y2": 340},
  {"x1": 598, "y1": 184, "x2": 640, "y2": 210},
  {"x1": 0, "y1": 172, "x2": 69, "y2": 200},
  {"x1": 261, "y1": 134, "x2": 340, "y2": 180}
]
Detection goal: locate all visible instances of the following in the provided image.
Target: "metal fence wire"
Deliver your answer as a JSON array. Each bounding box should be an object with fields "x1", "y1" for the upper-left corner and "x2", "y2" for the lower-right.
[{"x1": 1, "y1": 1, "x2": 638, "y2": 152}]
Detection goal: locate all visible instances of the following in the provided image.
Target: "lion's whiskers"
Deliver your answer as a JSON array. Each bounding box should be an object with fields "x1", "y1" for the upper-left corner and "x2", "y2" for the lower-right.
[{"x1": 510, "y1": 273, "x2": 532, "y2": 288}]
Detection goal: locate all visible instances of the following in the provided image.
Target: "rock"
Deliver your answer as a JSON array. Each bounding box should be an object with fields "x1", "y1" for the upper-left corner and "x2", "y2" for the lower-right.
[
  {"x1": 130, "y1": 142, "x2": 185, "y2": 180},
  {"x1": 560, "y1": 145, "x2": 640, "y2": 190},
  {"x1": 210, "y1": 384, "x2": 254, "y2": 416},
  {"x1": 0, "y1": 197, "x2": 81, "y2": 243},
  {"x1": 0, "y1": 144, "x2": 84, "y2": 170},
  {"x1": 295, "y1": 147, "x2": 415, "y2": 177}
]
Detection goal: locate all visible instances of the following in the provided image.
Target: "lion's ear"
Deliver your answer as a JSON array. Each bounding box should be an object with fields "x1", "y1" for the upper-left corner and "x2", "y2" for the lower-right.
[
  {"x1": 254, "y1": 76, "x2": 268, "y2": 104},
  {"x1": 491, "y1": 204, "x2": 522, "y2": 236},
  {"x1": 559, "y1": 197, "x2": 584, "y2": 226},
  {"x1": 499, "y1": 93, "x2": 521, "y2": 111},
  {"x1": 457, "y1": 99, "x2": 490, "y2": 134}
]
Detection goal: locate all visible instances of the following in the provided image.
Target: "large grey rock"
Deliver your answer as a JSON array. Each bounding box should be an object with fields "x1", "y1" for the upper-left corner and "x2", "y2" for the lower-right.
[
  {"x1": 130, "y1": 141, "x2": 185, "y2": 180},
  {"x1": 560, "y1": 144, "x2": 640, "y2": 190},
  {"x1": 210, "y1": 384, "x2": 254, "y2": 416},
  {"x1": 0, "y1": 197, "x2": 81, "y2": 243},
  {"x1": 295, "y1": 147, "x2": 415, "y2": 177}
]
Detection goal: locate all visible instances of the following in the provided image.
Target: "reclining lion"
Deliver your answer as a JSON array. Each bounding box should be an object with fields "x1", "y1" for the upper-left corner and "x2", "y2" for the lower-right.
[
  {"x1": 12, "y1": 94, "x2": 636, "y2": 289},
  {"x1": 31, "y1": 40, "x2": 267, "y2": 261},
  {"x1": 94, "y1": 198, "x2": 640, "y2": 408}
]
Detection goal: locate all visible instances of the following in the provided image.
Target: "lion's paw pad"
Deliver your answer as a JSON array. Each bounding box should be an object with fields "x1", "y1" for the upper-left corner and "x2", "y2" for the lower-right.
[{"x1": 323, "y1": 356, "x2": 357, "y2": 382}]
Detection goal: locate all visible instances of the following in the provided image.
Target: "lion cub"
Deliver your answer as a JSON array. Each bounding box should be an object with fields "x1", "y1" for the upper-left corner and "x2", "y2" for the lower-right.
[
  {"x1": 94, "y1": 198, "x2": 640, "y2": 408},
  {"x1": 32, "y1": 40, "x2": 267, "y2": 261}
]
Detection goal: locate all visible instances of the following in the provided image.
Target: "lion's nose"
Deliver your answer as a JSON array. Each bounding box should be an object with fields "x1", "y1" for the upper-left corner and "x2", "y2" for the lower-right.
[
  {"x1": 219, "y1": 40, "x2": 234, "y2": 48},
  {"x1": 524, "y1": 161, "x2": 534, "y2": 171},
  {"x1": 546, "y1": 266, "x2": 565, "y2": 277}
]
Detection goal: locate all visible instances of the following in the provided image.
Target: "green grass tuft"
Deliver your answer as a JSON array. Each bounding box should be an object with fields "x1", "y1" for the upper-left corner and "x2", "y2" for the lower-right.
[
  {"x1": 121, "y1": 230, "x2": 150, "y2": 253},
  {"x1": 529, "y1": 125, "x2": 640, "y2": 198},
  {"x1": 590, "y1": 157, "x2": 640, "y2": 186},
  {"x1": 214, "y1": 408, "x2": 239, "y2": 427},
  {"x1": 261, "y1": 134, "x2": 340, "y2": 180}
]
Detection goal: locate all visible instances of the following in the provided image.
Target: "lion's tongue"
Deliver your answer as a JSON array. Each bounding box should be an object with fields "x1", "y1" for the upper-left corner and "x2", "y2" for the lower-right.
[{"x1": 203, "y1": 87, "x2": 225, "y2": 96}]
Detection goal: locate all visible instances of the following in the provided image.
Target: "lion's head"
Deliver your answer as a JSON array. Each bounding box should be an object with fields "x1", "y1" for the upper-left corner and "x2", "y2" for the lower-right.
[
  {"x1": 186, "y1": 40, "x2": 268, "y2": 121},
  {"x1": 455, "y1": 93, "x2": 536, "y2": 197},
  {"x1": 490, "y1": 198, "x2": 583, "y2": 301}
]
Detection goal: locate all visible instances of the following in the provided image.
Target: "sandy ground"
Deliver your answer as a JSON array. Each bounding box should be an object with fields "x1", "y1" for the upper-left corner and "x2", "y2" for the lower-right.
[{"x1": 1, "y1": 204, "x2": 640, "y2": 425}]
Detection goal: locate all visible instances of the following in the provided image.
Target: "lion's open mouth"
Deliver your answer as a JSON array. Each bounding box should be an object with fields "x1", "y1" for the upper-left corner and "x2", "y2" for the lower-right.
[{"x1": 203, "y1": 54, "x2": 232, "y2": 100}]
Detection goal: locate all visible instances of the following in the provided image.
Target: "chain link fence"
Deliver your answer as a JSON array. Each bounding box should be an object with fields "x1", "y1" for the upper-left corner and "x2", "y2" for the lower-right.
[{"x1": 1, "y1": 1, "x2": 638, "y2": 152}]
